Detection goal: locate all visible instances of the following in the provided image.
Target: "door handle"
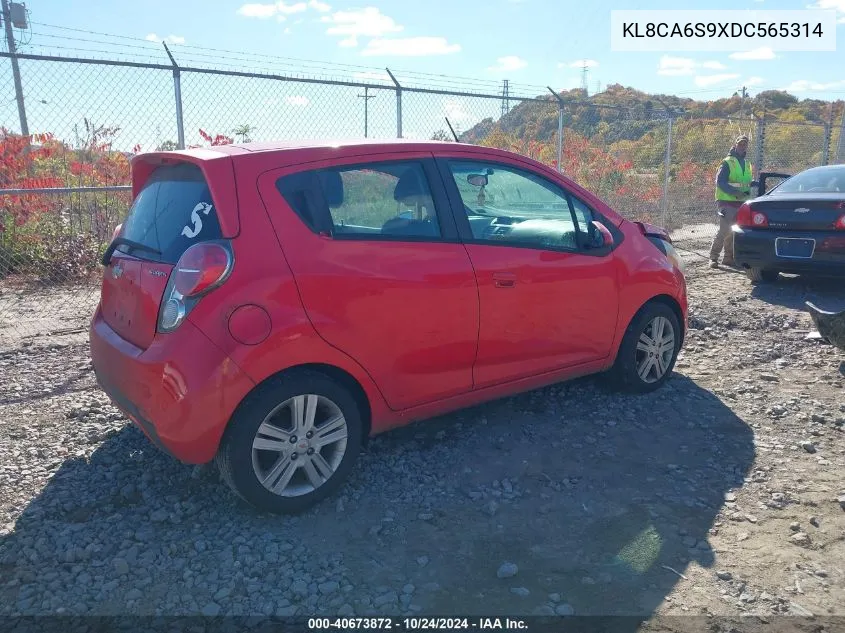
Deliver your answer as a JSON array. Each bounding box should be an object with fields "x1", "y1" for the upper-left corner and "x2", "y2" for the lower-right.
[{"x1": 493, "y1": 272, "x2": 516, "y2": 288}]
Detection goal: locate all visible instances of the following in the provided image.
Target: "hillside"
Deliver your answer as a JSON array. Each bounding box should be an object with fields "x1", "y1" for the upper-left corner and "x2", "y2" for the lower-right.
[{"x1": 460, "y1": 84, "x2": 845, "y2": 149}]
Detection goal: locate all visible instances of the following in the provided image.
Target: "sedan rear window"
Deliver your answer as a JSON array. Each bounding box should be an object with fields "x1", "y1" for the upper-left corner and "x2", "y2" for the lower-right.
[
  {"x1": 117, "y1": 163, "x2": 222, "y2": 263},
  {"x1": 772, "y1": 167, "x2": 845, "y2": 194}
]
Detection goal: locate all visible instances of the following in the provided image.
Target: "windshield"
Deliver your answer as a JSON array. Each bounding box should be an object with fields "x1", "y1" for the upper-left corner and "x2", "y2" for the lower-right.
[
  {"x1": 117, "y1": 163, "x2": 223, "y2": 264},
  {"x1": 771, "y1": 167, "x2": 845, "y2": 194}
]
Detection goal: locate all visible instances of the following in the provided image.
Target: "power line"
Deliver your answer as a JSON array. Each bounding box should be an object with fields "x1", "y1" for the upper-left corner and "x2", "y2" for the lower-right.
[{"x1": 28, "y1": 21, "x2": 549, "y2": 94}]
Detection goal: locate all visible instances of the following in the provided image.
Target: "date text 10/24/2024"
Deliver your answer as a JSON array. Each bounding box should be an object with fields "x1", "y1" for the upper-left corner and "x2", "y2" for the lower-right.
[{"x1": 308, "y1": 618, "x2": 530, "y2": 631}]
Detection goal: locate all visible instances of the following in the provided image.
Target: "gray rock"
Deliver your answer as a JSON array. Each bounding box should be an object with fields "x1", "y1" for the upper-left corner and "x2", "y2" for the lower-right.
[
  {"x1": 416, "y1": 556, "x2": 429, "y2": 567},
  {"x1": 201, "y1": 602, "x2": 222, "y2": 617},
  {"x1": 497, "y1": 562, "x2": 518, "y2": 579},
  {"x1": 548, "y1": 593, "x2": 561, "y2": 603},
  {"x1": 126, "y1": 588, "x2": 143, "y2": 601},
  {"x1": 790, "y1": 532, "x2": 811, "y2": 546},
  {"x1": 403, "y1": 584, "x2": 415, "y2": 595},
  {"x1": 113, "y1": 558, "x2": 129, "y2": 575},
  {"x1": 716, "y1": 571, "x2": 733, "y2": 581},
  {"x1": 534, "y1": 606, "x2": 556, "y2": 616},
  {"x1": 338, "y1": 604, "x2": 355, "y2": 617},
  {"x1": 789, "y1": 602, "x2": 814, "y2": 617},
  {"x1": 555, "y1": 604, "x2": 575, "y2": 616},
  {"x1": 510, "y1": 587, "x2": 530, "y2": 597},
  {"x1": 214, "y1": 588, "x2": 231, "y2": 601},
  {"x1": 800, "y1": 441, "x2": 817, "y2": 454},
  {"x1": 319, "y1": 581, "x2": 340, "y2": 595},
  {"x1": 150, "y1": 509, "x2": 168, "y2": 523},
  {"x1": 277, "y1": 605, "x2": 299, "y2": 616},
  {"x1": 291, "y1": 580, "x2": 309, "y2": 596},
  {"x1": 373, "y1": 592, "x2": 398, "y2": 607}
]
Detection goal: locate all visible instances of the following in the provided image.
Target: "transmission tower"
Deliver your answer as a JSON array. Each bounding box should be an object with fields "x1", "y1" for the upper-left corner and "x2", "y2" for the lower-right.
[
  {"x1": 580, "y1": 63, "x2": 589, "y2": 96},
  {"x1": 501, "y1": 79, "x2": 510, "y2": 117}
]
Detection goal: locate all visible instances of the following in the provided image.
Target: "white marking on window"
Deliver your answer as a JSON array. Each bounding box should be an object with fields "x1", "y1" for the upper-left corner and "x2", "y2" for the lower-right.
[{"x1": 181, "y1": 202, "x2": 213, "y2": 239}]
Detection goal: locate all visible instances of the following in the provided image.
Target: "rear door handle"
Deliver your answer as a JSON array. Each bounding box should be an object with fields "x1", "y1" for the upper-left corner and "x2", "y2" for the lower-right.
[{"x1": 493, "y1": 272, "x2": 516, "y2": 288}]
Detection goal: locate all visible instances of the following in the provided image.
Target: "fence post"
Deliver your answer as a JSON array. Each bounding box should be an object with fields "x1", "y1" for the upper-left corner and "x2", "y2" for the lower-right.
[
  {"x1": 661, "y1": 116, "x2": 673, "y2": 228},
  {"x1": 163, "y1": 42, "x2": 185, "y2": 150},
  {"x1": 386, "y1": 68, "x2": 402, "y2": 139},
  {"x1": 836, "y1": 109, "x2": 845, "y2": 164},
  {"x1": 547, "y1": 87, "x2": 565, "y2": 173},
  {"x1": 754, "y1": 116, "x2": 765, "y2": 174},
  {"x1": 822, "y1": 121, "x2": 832, "y2": 166}
]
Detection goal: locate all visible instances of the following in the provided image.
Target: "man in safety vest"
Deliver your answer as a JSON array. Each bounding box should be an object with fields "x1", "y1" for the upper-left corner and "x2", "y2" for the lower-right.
[{"x1": 710, "y1": 135, "x2": 756, "y2": 268}]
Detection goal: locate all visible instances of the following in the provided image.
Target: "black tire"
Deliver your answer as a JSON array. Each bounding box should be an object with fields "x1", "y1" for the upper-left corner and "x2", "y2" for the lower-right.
[
  {"x1": 747, "y1": 267, "x2": 779, "y2": 283},
  {"x1": 606, "y1": 301, "x2": 681, "y2": 394},
  {"x1": 215, "y1": 370, "x2": 363, "y2": 514}
]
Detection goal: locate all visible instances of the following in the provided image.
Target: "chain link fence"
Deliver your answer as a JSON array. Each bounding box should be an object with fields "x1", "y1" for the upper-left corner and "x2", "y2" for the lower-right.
[{"x1": 1, "y1": 52, "x2": 843, "y2": 346}]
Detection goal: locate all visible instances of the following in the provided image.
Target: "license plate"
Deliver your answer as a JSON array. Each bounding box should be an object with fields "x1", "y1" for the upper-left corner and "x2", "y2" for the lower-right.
[{"x1": 775, "y1": 237, "x2": 815, "y2": 259}]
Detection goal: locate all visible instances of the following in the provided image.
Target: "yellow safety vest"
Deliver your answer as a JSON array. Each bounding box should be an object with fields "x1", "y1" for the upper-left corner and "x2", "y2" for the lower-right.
[{"x1": 715, "y1": 155, "x2": 753, "y2": 201}]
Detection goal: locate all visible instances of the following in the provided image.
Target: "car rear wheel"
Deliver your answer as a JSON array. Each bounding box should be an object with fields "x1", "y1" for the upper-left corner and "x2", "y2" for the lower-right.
[
  {"x1": 215, "y1": 370, "x2": 363, "y2": 514},
  {"x1": 747, "y1": 267, "x2": 779, "y2": 283},
  {"x1": 607, "y1": 302, "x2": 681, "y2": 394}
]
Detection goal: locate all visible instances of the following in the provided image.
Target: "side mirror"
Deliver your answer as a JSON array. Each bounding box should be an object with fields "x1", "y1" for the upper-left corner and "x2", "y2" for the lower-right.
[
  {"x1": 589, "y1": 220, "x2": 614, "y2": 248},
  {"x1": 467, "y1": 174, "x2": 488, "y2": 187}
]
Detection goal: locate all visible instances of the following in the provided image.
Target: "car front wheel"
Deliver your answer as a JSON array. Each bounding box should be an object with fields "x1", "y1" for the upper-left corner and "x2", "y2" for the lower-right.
[
  {"x1": 215, "y1": 370, "x2": 363, "y2": 514},
  {"x1": 607, "y1": 302, "x2": 681, "y2": 393}
]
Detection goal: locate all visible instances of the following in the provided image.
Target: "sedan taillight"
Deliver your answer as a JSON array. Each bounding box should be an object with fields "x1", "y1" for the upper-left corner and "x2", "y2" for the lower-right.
[
  {"x1": 736, "y1": 203, "x2": 768, "y2": 228},
  {"x1": 835, "y1": 214, "x2": 845, "y2": 231}
]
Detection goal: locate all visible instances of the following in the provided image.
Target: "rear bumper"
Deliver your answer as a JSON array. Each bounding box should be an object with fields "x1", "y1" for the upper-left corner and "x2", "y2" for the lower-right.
[
  {"x1": 89, "y1": 305, "x2": 256, "y2": 464},
  {"x1": 733, "y1": 227, "x2": 845, "y2": 277}
]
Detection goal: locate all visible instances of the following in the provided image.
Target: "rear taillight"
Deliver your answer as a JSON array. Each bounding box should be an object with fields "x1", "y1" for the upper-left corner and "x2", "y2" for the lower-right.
[
  {"x1": 736, "y1": 203, "x2": 768, "y2": 228},
  {"x1": 173, "y1": 243, "x2": 231, "y2": 297},
  {"x1": 835, "y1": 214, "x2": 845, "y2": 231},
  {"x1": 157, "y1": 241, "x2": 233, "y2": 333}
]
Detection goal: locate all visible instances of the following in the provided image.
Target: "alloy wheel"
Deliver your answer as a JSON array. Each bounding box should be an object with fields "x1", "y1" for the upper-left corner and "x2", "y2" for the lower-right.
[{"x1": 250, "y1": 394, "x2": 349, "y2": 497}]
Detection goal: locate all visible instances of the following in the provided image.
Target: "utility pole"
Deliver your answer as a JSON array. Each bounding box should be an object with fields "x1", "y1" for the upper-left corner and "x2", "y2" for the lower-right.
[
  {"x1": 1, "y1": 0, "x2": 29, "y2": 138},
  {"x1": 357, "y1": 86, "x2": 376, "y2": 138},
  {"x1": 580, "y1": 62, "x2": 589, "y2": 96},
  {"x1": 501, "y1": 79, "x2": 510, "y2": 117},
  {"x1": 739, "y1": 85, "x2": 747, "y2": 119}
]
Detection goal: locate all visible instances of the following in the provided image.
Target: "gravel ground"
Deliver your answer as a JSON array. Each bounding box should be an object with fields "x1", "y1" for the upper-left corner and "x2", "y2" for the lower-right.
[{"x1": 0, "y1": 253, "x2": 844, "y2": 632}]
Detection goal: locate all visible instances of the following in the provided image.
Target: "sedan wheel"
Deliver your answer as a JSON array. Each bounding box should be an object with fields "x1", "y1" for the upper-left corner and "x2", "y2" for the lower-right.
[{"x1": 216, "y1": 371, "x2": 363, "y2": 514}]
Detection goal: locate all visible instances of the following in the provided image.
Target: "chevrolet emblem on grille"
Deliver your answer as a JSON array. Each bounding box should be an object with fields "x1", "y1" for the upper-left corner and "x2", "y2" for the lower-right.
[{"x1": 112, "y1": 264, "x2": 123, "y2": 279}]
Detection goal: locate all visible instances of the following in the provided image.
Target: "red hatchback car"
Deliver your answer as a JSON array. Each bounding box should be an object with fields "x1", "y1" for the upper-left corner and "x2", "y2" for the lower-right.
[{"x1": 89, "y1": 139, "x2": 687, "y2": 514}]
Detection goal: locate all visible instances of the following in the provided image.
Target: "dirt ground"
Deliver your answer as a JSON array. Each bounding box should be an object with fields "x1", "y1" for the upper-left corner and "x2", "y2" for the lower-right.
[{"x1": 0, "y1": 252, "x2": 843, "y2": 633}]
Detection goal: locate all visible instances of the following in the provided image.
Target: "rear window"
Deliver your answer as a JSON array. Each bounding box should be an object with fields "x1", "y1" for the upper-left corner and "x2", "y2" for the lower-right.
[
  {"x1": 772, "y1": 167, "x2": 845, "y2": 194},
  {"x1": 117, "y1": 163, "x2": 222, "y2": 263}
]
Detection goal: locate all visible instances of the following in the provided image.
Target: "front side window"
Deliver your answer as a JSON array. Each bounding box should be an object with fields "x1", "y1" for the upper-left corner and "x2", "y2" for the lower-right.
[
  {"x1": 276, "y1": 161, "x2": 442, "y2": 239},
  {"x1": 445, "y1": 159, "x2": 590, "y2": 251}
]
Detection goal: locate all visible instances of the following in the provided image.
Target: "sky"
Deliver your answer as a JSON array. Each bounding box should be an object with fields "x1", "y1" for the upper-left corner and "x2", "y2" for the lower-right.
[{"x1": 2, "y1": 0, "x2": 844, "y2": 150}]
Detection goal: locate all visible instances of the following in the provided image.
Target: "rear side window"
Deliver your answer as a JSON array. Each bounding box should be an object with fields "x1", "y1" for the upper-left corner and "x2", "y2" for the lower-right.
[
  {"x1": 117, "y1": 163, "x2": 222, "y2": 263},
  {"x1": 275, "y1": 160, "x2": 442, "y2": 240}
]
